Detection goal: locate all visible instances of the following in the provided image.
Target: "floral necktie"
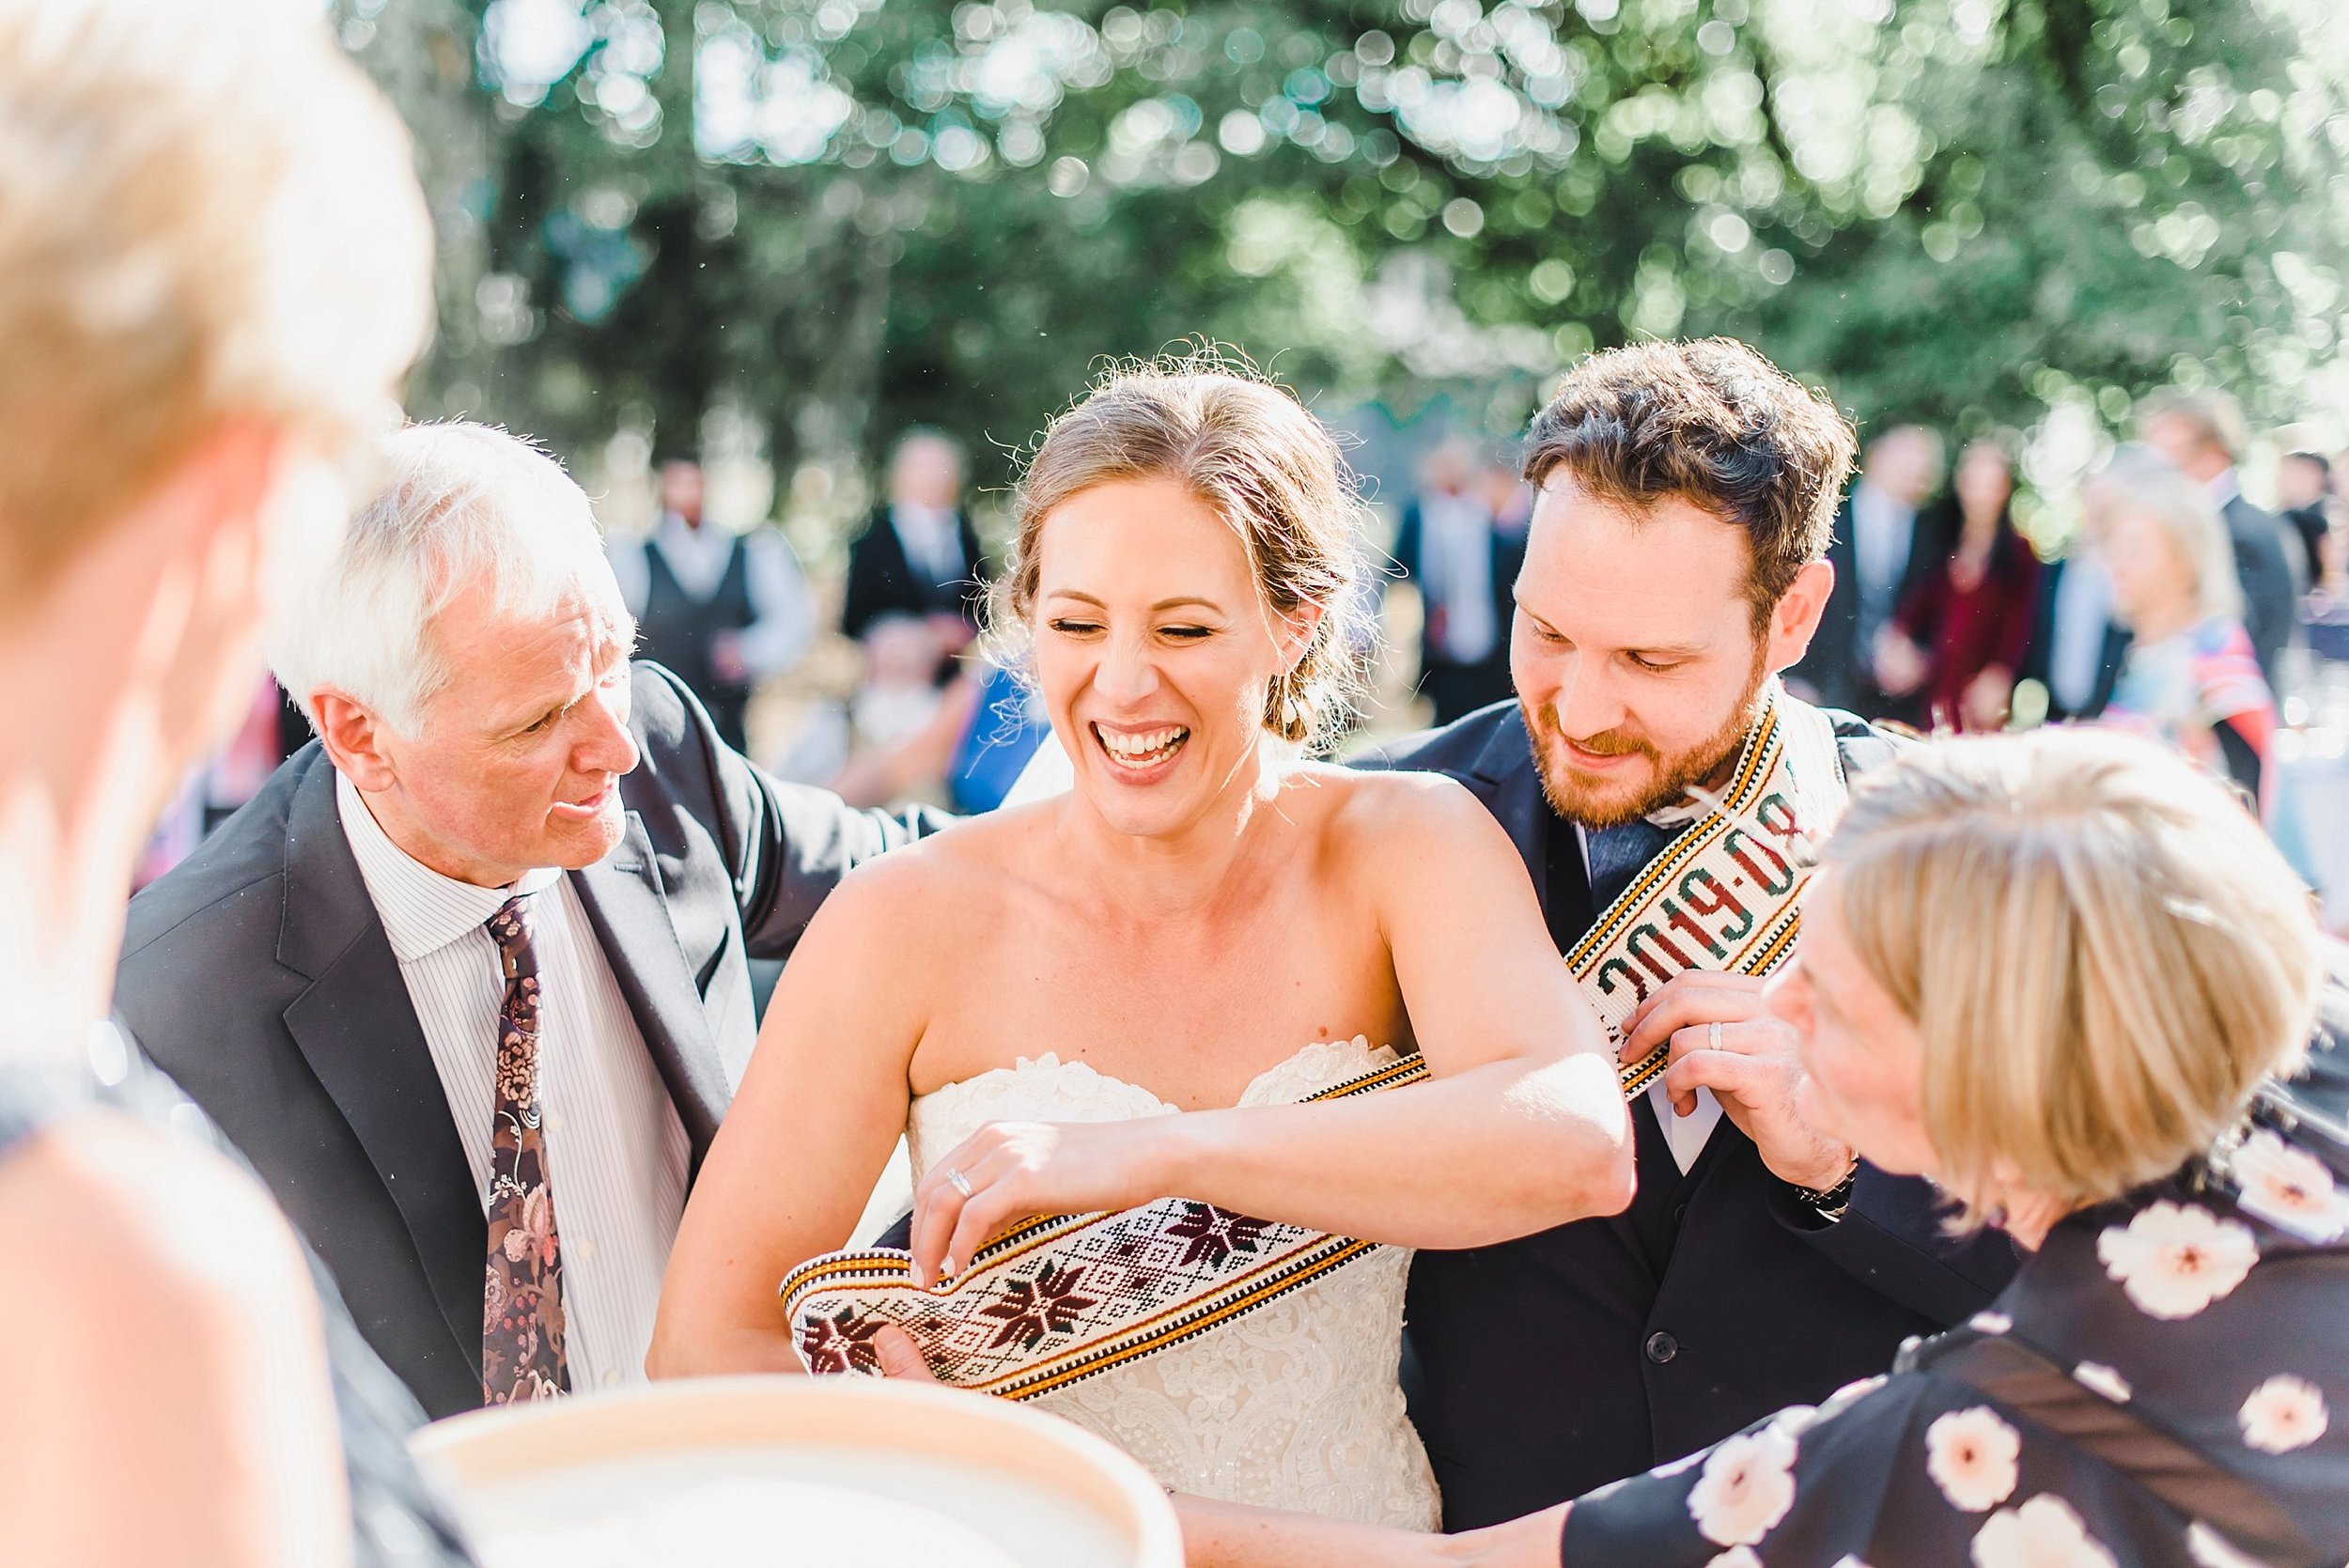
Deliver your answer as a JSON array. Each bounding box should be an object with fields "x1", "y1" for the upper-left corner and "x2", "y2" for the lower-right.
[{"x1": 481, "y1": 893, "x2": 568, "y2": 1404}]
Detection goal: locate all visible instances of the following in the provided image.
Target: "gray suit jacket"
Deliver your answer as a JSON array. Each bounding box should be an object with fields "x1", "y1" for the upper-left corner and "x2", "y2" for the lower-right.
[{"x1": 114, "y1": 661, "x2": 944, "y2": 1418}]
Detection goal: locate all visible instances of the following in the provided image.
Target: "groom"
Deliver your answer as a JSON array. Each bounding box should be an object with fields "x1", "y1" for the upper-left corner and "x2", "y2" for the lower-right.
[{"x1": 1367, "y1": 339, "x2": 2017, "y2": 1529}]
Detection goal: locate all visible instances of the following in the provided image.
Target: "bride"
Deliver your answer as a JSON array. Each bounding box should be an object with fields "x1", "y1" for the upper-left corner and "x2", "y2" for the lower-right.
[{"x1": 650, "y1": 360, "x2": 1631, "y2": 1526}]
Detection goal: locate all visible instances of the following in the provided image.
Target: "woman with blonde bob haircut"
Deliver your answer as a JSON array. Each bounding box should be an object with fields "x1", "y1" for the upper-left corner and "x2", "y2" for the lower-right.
[
  {"x1": 1184, "y1": 727, "x2": 2349, "y2": 1568},
  {"x1": 2091, "y1": 444, "x2": 2279, "y2": 801},
  {"x1": 657, "y1": 356, "x2": 1635, "y2": 1523}
]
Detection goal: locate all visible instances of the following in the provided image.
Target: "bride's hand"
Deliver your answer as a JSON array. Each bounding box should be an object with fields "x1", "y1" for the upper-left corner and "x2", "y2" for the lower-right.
[{"x1": 909, "y1": 1119, "x2": 1171, "y2": 1286}]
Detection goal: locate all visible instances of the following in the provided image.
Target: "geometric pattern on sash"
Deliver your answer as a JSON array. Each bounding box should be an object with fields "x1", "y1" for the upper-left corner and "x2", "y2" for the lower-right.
[{"x1": 781, "y1": 1053, "x2": 1427, "y2": 1401}]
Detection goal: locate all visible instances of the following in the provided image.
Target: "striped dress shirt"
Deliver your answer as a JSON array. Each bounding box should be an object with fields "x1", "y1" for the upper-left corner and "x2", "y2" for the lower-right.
[{"x1": 335, "y1": 771, "x2": 689, "y2": 1391}]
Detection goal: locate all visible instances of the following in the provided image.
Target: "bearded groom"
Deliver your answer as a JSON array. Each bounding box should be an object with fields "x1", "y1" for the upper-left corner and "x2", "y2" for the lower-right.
[{"x1": 1367, "y1": 340, "x2": 2019, "y2": 1529}]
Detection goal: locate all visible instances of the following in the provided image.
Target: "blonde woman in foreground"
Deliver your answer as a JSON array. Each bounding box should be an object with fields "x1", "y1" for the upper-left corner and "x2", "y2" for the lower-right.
[
  {"x1": 653, "y1": 360, "x2": 1635, "y2": 1524},
  {"x1": 1181, "y1": 727, "x2": 2349, "y2": 1567},
  {"x1": 0, "y1": 0, "x2": 459, "y2": 1564}
]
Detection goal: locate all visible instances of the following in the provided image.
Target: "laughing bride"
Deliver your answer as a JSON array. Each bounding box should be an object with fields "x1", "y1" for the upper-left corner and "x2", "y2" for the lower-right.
[{"x1": 650, "y1": 358, "x2": 1631, "y2": 1527}]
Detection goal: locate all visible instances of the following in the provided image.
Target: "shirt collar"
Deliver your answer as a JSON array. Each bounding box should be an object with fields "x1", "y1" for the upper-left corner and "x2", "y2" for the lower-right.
[
  {"x1": 335, "y1": 769, "x2": 563, "y2": 964},
  {"x1": 654, "y1": 509, "x2": 732, "y2": 562},
  {"x1": 2205, "y1": 467, "x2": 2242, "y2": 506}
]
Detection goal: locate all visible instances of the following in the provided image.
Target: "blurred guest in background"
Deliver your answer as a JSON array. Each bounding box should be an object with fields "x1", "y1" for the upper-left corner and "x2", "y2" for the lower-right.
[
  {"x1": 117, "y1": 424, "x2": 946, "y2": 1421},
  {"x1": 1793, "y1": 424, "x2": 1944, "y2": 716},
  {"x1": 2140, "y1": 391, "x2": 2298, "y2": 685},
  {"x1": 2090, "y1": 447, "x2": 2278, "y2": 803},
  {"x1": 1874, "y1": 438, "x2": 2041, "y2": 732},
  {"x1": 842, "y1": 429, "x2": 986, "y2": 656},
  {"x1": 828, "y1": 616, "x2": 981, "y2": 807},
  {"x1": 0, "y1": 0, "x2": 468, "y2": 1562},
  {"x1": 608, "y1": 453, "x2": 816, "y2": 753},
  {"x1": 2020, "y1": 512, "x2": 2128, "y2": 723},
  {"x1": 2279, "y1": 450, "x2": 2336, "y2": 588},
  {"x1": 2314, "y1": 503, "x2": 2349, "y2": 610},
  {"x1": 1391, "y1": 438, "x2": 1526, "y2": 723}
]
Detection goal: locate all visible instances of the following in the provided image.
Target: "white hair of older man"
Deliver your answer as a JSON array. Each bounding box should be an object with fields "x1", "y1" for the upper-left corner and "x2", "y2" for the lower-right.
[{"x1": 271, "y1": 422, "x2": 631, "y2": 737}]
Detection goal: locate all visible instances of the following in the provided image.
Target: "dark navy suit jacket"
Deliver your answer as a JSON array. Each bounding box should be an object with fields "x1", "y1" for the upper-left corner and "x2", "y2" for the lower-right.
[{"x1": 1361, "y1": 699, "x2": 2019, "y2": 1529}]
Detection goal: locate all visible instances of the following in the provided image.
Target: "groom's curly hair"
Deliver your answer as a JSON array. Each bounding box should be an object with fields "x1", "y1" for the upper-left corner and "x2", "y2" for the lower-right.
[{"x1": 1522, "y1": 339, "x2": 1857, "y2": 628}]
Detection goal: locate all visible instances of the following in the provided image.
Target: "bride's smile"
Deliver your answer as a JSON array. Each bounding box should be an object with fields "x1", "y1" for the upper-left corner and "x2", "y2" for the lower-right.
[
  {"x1": 1033, "y1": 473, "x2": 1319, "y2": 839},
  {"x1": 1092, "y1": 722, "x2": 1190, "y2": 776}
]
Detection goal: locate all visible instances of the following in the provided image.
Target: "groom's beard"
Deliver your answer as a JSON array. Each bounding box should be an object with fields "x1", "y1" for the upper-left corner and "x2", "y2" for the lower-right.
[{"x1": 1523, "y1": 644, "x2": 1773, "y2": 829}]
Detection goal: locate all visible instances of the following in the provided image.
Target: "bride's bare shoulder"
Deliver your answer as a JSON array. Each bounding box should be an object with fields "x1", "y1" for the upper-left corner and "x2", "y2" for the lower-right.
[
  {"x1": 1304, "y1": 764, "x2": 1516, "y2": 869},
  {"x1": 1301, "y1": 762, "x2": 1486, "y2": 828},
  {"x1": 822, "y1": 798, "x2": 1054, "y2": 925}
]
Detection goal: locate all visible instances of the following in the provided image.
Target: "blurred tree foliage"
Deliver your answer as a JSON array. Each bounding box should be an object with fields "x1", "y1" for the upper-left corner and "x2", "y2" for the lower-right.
[{"x1": 341, "y1": 0, "x2": 2349, "y2": 508}]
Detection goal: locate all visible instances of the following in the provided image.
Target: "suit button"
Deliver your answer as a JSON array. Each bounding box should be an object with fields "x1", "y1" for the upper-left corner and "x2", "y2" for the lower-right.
[
  {"x1": 1645, "y1": 1330, "x2": 1679, "y2": 1364},
  {"x1": 1670, "y1": 1201, "x2": 1689, "y2": 1227}
]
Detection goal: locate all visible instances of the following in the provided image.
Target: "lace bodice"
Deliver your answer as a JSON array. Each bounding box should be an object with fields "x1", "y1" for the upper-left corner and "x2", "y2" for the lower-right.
[{"x1": 908, "y1": 1038, "x2": 1439, "y2": 1529}]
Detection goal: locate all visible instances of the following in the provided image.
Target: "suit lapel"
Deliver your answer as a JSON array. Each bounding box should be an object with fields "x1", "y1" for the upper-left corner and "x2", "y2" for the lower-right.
[
  {"x1": 274, "y1": 761, "x2": 482, "y2": 1376},
  {"x1": 1459, "y1": 710, "x2": 1659, "y2": 1270},
  {"x1": 572, "y1": 812, "x2": 728, "y2": 1168},
  {"x1": 1463, "y1": 706, "x2": 1550, "y2": 918}
]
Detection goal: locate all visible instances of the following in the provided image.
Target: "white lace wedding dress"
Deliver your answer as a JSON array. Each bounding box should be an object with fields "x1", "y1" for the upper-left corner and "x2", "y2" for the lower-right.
[{"x1": 906, "y1": 1036, "x2": 1441, "y2": 1529}]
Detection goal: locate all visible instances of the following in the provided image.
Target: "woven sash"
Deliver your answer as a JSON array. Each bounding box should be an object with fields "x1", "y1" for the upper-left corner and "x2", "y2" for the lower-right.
[
  {"x1": 782, "y1": 1053, "x2": 1426, "y2": 1398},
  {"x1": 782, "y1": 694, "x2": 1845, "y2": 1397},
  {"x1": 1583, "y1": 691, "x2": 1849, "y2": 1098}
]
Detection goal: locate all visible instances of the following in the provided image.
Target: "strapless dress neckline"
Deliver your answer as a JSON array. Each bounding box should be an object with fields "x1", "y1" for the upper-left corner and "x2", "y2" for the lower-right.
[
  {"x1": 915, "y1": 1034, "x2": 1394, "y2": 1122},
  {"x1": 903, "y1": 1033, "x2": 1439, "y2": 1528}
]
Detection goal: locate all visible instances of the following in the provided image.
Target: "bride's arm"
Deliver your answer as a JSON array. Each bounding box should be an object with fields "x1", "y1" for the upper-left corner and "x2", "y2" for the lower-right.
[
  {"x1": 909, "y1": 774, "x2": 1629, "y2": 1277},
  {"x1": 1162, "y1": 773, "x2": 1630, "y2": 1243},
  {"x1": 647, "y1": 856, "x2": 933, "y2": 1377}
]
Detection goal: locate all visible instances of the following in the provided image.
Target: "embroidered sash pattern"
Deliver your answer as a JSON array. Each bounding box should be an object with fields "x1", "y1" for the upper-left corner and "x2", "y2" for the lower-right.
[{"x1": 781, "y1": 1054, "x2": 1425, "y2": 1398}]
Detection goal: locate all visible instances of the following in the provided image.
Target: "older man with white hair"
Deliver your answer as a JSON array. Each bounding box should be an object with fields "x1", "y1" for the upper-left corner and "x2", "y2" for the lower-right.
[{"x1": 117, "y1": 421, "x2": 946, "y2": 1419}]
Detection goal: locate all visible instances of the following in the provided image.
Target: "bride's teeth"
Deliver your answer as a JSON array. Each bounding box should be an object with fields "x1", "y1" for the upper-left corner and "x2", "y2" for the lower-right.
[{"x1": 1098, "y1": 725, "x2": 1188, "y2": 765}]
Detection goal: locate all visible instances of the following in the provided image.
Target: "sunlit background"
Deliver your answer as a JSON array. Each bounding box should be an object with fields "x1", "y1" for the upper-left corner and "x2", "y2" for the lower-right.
[{"x1": 343, "y1": 0, "x2": 2347, "y2": 537}]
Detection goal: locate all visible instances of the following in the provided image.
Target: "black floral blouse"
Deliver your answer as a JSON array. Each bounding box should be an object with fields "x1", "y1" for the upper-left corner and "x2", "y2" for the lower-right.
[{"x1": 1563, "y1": 1007, "x2": 2349, "y2": 1568}]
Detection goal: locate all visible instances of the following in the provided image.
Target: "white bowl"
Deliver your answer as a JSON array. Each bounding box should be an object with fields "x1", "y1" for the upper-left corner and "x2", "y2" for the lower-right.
[{"x1": 409, "y1": 1374, "x2": 1181, "y2": 1568}]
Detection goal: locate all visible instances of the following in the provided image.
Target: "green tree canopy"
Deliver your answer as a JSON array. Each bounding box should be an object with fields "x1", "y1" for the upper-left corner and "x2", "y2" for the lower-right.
[{"x1": 345, "y1": 0, "x2": 2349, "y2": 518}]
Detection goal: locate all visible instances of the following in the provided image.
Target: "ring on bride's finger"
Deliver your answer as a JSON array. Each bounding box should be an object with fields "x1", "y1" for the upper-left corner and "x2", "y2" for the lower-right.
[
  {"x1": 1709, "y1": 1021, "x2": 1724, "y2": 1051},
  {"x1": 946, "y1": 1168, "x2": 974, "y2": 1199}
]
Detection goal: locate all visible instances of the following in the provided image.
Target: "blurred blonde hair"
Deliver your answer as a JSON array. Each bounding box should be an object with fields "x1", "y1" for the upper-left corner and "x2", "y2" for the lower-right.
[
  {"x1": 2083, "y1": 443, "x2": 2245, "y2": 625},
  {"x1": 1821, "y1": 727, "x2": 2324, "y2": 1227},
  {"x1": 0, "y1": 0, "x2": 433, "y2": 604},
  {"x1": 993, "y1": 351, "x2": 1374, "y2": 751}
]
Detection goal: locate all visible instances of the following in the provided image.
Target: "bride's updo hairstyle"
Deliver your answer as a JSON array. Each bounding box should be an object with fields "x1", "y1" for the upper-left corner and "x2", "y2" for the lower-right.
[
  {"x1": 993, "y1": 353, "x2": 1373, "y2": 751},
  {"x1": 1819, "y1": 727, "x2": 2326, "y2": 1229}
]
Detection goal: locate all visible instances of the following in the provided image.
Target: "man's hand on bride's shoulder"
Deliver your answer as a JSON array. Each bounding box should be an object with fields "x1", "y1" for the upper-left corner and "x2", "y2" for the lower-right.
[{"x1": 908, "y1": 1117, "x2": 1182, "y2": 1286}]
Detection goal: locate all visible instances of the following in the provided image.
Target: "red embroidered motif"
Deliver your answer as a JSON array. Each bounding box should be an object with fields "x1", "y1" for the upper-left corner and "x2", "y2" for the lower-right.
[
  {"x1": 1164, "y1": 1203, "x2": 1276, "y2": 1268},
  {"x1": 980, "y1": 1263, "x2": 1100, "y2": 1349}
]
